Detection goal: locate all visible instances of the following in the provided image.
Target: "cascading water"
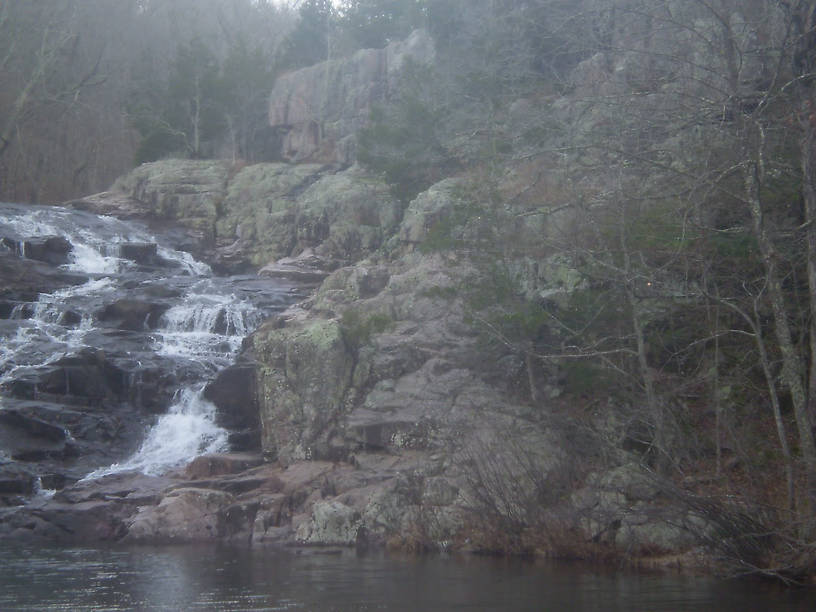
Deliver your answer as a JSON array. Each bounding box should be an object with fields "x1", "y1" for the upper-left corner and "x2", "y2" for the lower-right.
[
  {"x1": 85, "y1": 387, "x2": 228, "y2": 478},
  {"x1": 0, "y1": 202, "x2": 300, "y2": 487}
]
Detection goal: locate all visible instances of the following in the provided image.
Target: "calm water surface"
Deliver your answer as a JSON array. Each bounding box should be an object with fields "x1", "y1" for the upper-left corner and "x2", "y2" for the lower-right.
[{"x1": 0, "y1": 545, "x2": 812, "y2": 611}]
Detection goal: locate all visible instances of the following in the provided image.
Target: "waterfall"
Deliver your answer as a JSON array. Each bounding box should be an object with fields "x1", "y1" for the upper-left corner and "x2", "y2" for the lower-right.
[
  {"x1": 85, "y1": 386, "x2": 228, "y2": 478},
  {"x1": 0, "y1": 202, "x2": 299, "y2": 483}
]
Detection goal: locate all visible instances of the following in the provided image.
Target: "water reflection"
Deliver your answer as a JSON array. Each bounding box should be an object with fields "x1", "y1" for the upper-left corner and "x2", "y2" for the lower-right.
[{"x1": 0, "y1": 545, "x2": 811, "y2": 611}]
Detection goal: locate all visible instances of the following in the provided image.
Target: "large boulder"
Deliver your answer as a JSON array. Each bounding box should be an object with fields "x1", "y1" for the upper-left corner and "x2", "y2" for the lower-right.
[
  {"x1": 110, "y1": 159, "x2": 229, "y2": 239},
  {"x1": 217, "y1": 163, "x2": 401, "y2": 268},
  {"x1": 203, "y1": 363, "x2": 261, "y2": 451},
  {"x1": 252, "y1": 317, "x2": 354, "y2": 463},
  {"x1": 125, "y1": 487, "x2": 236, "y2": 542},
  {"x1": 71, "y1": 159, "x2": 230, "y2": 257},
  {"x1": 0, "y1": 235, "x2": 72, "y2": 265}
]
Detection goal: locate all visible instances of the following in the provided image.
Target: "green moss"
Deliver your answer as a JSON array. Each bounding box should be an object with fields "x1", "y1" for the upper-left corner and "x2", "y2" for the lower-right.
[
  {"x1": 418, "y1": 214, "x2": 460, "y2": 253},
  {"x1": 301, "y1": 319, "x2": 344, "y2": 350},
  {"x1": 419, "y1": 285, "x2": 459, "y2": 300},
  {"x1": 339, "y1": 309, "x2": 393, "y2": 351},
  {"x1": 465, "y1": 265, "x2": 517, "y2": 311}
]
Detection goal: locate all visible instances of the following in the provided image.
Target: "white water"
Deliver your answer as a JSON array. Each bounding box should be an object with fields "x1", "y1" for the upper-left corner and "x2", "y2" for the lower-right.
[
  {"x1": 85, "y1": 387, "x2": 228, "y2": 478},
  {"x1": 0, "y1": 203, "x2": 209, "y2": 275},
  {"x1": 1, "y1": 203, "x2": 271, "y2": 479},
  {"x1": 0, "y1": 279, "x2": 111, "y2": 387},
  {"x1": 154, "y1": 286, "x2": 262, "y2": 366}
]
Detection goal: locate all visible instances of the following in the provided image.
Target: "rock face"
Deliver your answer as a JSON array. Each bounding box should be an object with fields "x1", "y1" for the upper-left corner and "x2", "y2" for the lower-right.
[
  {"x1": 268, "y1": 29, "x2": 434, "y2": 164},
  {"x1": 109, "y1": 159, "x2": 230, "y2": 245},
  {"x1": 70, "y1": 161, "x2": 400, "y2": 273},
  {"x1": 243, "y1": 179, "x2": 572, "y2": 551},
  {"x1": 215, "y1": 163, "x2": 401, "y2": 269},
  {"x1": 0, "y1": 169, "x2": 697, "y2": 560}
]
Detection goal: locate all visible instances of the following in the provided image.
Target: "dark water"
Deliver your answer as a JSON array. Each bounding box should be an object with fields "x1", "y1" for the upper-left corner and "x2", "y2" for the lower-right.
[{"x1": 0, "y1": 546, "x2": 811, "y2": 611}]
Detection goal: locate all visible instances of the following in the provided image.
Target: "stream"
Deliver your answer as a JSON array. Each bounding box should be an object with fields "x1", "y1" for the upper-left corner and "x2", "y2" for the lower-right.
[{"x1": 0, "y1": 202, "x2": 301, "y2": 492}]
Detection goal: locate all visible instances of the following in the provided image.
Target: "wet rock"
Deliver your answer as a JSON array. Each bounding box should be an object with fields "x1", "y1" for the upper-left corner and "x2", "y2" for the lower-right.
[
  {"x1": 125, "y1": 487, "x2": 236, "y2": 542},
  {"x1": 141, "y1": 283, "x2": 184, "y2": 299},
  {"x1": 0, "y1": 466, "x2": 36, "y2": 497},
  {"x1": 0, "y1": 250, "x2": 87, "y2": 302},
  {"x1": 1, "y1": 235, "x2": 73, "y2": 265},
  {"x1": 0, "y1": 301, "x2": 31, "y2": 319},
  {"x1": 203, "y1": 364, "x2": 259, "y2": 432},
  {"x1": 96, "y1": 299, "x2": 170, "y2": 330},
  {"x1": 0, "y1": 410, "x2": 67, "y2": 442},
  {"x1": 0, "y1": 473, "x2": 173, "y2": 542},
  {"x1": 54, "y1": 472, "x2": 175, "y2": 505},
  {"x1": 184, "y1": 453, "x2": 263, "y2": 479},
  {"x1": 59, "y1": 310, "x2": 83, "y2": 327},
  {"x1": 39, "y1": 473, "x2": 68, "y2": 491},
  {"x1": 0, "y1": 495, "x2": 138, "y2": 544},
  {"x1": 118, "y1": 242, "x2": 157, "y2": 264},
  {"x1": 0, "y1": 397, "x2": 144, "y2": 477},
  {"x1": 3, "y1": 362, "x2": 108, "y2": 403}
]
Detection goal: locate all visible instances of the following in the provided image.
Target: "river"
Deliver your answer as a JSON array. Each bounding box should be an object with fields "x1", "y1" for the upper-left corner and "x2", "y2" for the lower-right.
[{"x1": 0, "y1": 545, "x2": 811, "y2": 611}]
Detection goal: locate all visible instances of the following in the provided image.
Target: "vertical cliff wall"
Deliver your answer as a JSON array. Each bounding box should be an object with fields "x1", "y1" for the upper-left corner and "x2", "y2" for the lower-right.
[{"x1": 268, "y1": 29, "x2": 434, "y2": 165}]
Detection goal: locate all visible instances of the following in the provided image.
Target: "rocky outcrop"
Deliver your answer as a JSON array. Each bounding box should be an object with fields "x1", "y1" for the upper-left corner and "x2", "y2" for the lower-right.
[
  {"x1": 70, "y1": 161, "x2": 400, "y2": 273},
  {"x1": 239, "y1": 180, "x2": 568, "y2": 551},
  {"x1": 0, "y1": 171, "x2": 705, "y2": 562},
  {"x1": 215, "y1": 163, "x2": 401, "y2": 269},
  {"x1": 268, "y1": 29, "x2": 434, "y2": 165}
]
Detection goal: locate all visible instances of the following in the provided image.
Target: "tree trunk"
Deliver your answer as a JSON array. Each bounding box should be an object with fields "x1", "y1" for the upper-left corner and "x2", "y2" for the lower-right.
[
  {"x1": 745, "y1": 153, "x2": 816, "y2": 529},
  {"x1": 801, "y1": 110, "x2": 816, "y2": 429}
]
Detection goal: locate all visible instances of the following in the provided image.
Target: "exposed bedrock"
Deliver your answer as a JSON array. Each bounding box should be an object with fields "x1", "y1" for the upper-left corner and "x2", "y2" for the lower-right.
[
  {"x1": 69, "y1": 161, "x2": 400, "y2": 275},
  {"x1": 0, "y1": 173, "x2": 700, "y2": 560},
  {"x1": 268, "y1": 29, "x2": 434, "y2": 165}
]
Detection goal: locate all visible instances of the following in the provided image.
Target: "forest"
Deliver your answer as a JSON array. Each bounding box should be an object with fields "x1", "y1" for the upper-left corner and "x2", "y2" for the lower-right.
[
  {"x1": 0, "y1": 0, "x2": 431, "y2": 203},
  {"x1": 5, "y1": 0, "x2": 816, "y2": 582}
]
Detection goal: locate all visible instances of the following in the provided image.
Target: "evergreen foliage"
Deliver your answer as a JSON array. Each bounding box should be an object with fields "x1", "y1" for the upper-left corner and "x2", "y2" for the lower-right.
[
  {"x1": 129, "y1": 37, "x2": 276, "y2": 164},
  {"x1": 338, "y1": 0, "x2": 427, "y2": 49},
  {"x1": 358, "y1": 61, "x2": 456, "y2": 202},
  {"x1": 279, "y1": 0, "x2": 333, "y2": 70}
]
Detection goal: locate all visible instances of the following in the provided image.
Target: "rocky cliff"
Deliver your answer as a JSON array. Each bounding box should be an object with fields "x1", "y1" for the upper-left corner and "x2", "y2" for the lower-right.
[
  {"x1": 71, "y1": 159, "x2": 401, "y2": 274},
  {"x1": 268, "y1": 29, "x2": 434, "y2": 165},
  {"x1": 0, "y1": 161, "x2": 694, "y2": 561}
]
